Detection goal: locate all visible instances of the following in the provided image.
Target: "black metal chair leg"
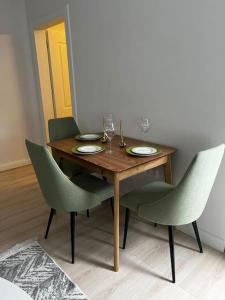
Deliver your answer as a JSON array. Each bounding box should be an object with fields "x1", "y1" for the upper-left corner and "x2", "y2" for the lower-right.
[
  {"x1": 45, "y1": 208, "x2": 55, "y2": 239},
  {"x1": 110, "y1": 197, "x2": 114, "y2": 216},
  {"x1": 123, "y1": 208, "x2": 130, "y2": 249},
  {"x1": 70, "y1": 212, "x2": 75, "y2": 264},
  {"x1": 154, "y1": 223, "x2": 157, "y2": 227},
  {"x1": 168, "y1": 225, "x2": 175, "y2": 283},
  {"x1": 58, "y1": 157, "x2": 64, "y2": 171},
  {"x1": 86, "y1": 209, "x2": 90, "y2": 217},
  {"x1": 192, "y1": 221, "x2": 203, "y2": 253}
]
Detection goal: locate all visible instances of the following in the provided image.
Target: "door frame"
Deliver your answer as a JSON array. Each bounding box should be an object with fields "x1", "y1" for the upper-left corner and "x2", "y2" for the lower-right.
[{"x1": 28, "y1": 4, "x2": 78, "y2": 143}]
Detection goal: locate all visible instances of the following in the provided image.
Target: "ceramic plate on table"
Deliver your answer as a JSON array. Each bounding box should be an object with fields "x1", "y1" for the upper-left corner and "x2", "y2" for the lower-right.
[
  {"x1": 75, "y1": 133, "x2": 102, "y2": 141},
  {"x1": 126, "y1": 146, "x2": 160, "y2": 156},
  {"x1": 72, "y1": 145, "x2": 105, "y2": 155}
]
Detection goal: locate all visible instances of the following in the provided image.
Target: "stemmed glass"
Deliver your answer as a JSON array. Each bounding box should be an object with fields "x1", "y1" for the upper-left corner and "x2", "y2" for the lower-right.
[
  {"x1": 138, "y1": 117, "x2": 150, "y2": 141},
  {"x1": 103, "y1": 114, "x2": 115, "y2": 153}
]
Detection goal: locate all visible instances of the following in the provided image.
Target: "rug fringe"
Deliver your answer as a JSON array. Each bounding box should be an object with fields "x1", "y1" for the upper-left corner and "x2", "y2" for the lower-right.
[
  {"x1": 0, "y1": 239, "x2": 38, "y2": 261},
  {"x1": 37, "y1": 242, "x2": 90, "y2": 300}
]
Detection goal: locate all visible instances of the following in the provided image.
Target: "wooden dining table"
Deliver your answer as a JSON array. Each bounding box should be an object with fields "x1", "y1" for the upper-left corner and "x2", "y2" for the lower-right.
[{"x1": 48, "y1": 135, "x2": 176, "y2": 272}]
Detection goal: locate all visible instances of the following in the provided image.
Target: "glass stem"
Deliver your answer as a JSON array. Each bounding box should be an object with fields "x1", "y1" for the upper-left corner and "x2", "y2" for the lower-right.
[{"x1": 109, "y1": 140, "x2": 112, "y2": 152}]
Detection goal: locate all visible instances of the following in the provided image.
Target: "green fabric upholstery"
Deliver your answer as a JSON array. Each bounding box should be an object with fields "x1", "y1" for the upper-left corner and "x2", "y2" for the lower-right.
[
  {"x1": 71, "y1": 174, "x2": 114, "y2": 201},
  {"x1": 26, "y1": 139, "x2": 113, "y2": 212},
  {"x1": 121, "y1": 182, "x2": 174, "y2": 212},
  {"x1": 121, "y1": 144, "x2": 225, "y2": 226},
  {"x1": 48, "y1": 117, "x2": 81, "y2": 177},
  {"x1": 48, "y1": 117, "x2": 80, "y2": 141}
]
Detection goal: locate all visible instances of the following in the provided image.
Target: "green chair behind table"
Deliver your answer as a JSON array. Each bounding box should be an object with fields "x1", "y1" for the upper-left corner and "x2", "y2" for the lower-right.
[
  {"x1": 48, "y1": 117, "x2": 81, "y2": 178},
  {"x1": 49, "y1": 116, "x2": 114, "y2": 217},
  {"x1": 120, "y1": 144, "x2": 225, "y2": 283},
  {"x1": 26, "y1": 139, "x2": 114, "y2": 264},
  {"x1": 48, "y1": 117, "x2": 92, "y2": 217}
]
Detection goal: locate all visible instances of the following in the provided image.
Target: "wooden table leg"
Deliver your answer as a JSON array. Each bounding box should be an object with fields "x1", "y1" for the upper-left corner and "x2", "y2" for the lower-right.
[
  {"x1": 113, "y1": 173, "x2": 120, "y2": 272},
  {"x1": 164, "y1": 155, "x2": 172, "y2": 184}
]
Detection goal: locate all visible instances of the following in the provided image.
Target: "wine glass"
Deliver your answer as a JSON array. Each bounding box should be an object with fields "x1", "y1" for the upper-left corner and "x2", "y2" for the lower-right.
[
  {"x1": 103, "y1": 113, "x2": 113, "y2": 122},
  {"x1": 104, "y1": 118, "x2": 115, "y2": 153},
  {"x1": 138, "y1": 117, "x2": 150, "y2": 141}
]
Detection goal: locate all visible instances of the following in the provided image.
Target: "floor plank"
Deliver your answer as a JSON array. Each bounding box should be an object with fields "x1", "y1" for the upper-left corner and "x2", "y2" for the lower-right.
[{"x1": 0, "y1": 165, "x2": 224, "y2": 299}]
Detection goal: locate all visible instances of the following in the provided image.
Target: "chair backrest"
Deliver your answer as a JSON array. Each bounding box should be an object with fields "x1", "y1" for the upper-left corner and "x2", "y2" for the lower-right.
[
  {"x1": 177, "y1": 144, "x2": 224, "y2": 218},
  {"x1": 48, "y1": 117, "x2": 80, "y2": 142},
  {"x1": 25, "y1": 139, "x2": 99, "y2": 212},
  {"x1": 168, "y1": 144, "x2": 224, "y2": 224},
  {"x1": 139, "y1": 144, "x2": 225, "y2": 225}
]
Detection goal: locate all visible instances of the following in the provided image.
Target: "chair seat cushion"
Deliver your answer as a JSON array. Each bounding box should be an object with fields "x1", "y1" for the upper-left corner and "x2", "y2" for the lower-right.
[
  {"x1": 61, "y1": 159, "x2": 82, "y2": 177},
  {"x1": 120, "y1": 181, "x2": 174, "y2": 212},
  {"x1": 71, "y1": 174, "x2": 113, "y2": 202}
]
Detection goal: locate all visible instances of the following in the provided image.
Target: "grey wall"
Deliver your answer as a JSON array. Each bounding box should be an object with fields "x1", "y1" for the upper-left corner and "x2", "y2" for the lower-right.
[
  {"x1": 27, "y1": 0, "x2": 225, "y2": 250},
  {"x1": 0, "y1": 0, "x2": 43, "y2": 170}
]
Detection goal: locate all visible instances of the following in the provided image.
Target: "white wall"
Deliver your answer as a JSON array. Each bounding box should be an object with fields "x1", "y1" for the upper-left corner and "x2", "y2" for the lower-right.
[
  {"x1": 26, "y1": 0, "x2": 225, "y2": 251},
  {"x1": 0, "y1": 0, "x2": 43, "y2": 171}
]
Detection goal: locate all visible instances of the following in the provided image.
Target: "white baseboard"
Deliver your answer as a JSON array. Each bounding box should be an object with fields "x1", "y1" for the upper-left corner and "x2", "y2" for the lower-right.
[
  {"x1": 180, "y1": 225, "x2": 225, "y2": 253},
  {"x1": 0, "y1": 159, "x2": 31, "y2": 172}
]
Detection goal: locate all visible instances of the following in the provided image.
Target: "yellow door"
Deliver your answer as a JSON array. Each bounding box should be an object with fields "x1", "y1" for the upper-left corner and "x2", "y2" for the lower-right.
[{"x1": 46, "y1": 24, "x2": 72, "y2": 118}]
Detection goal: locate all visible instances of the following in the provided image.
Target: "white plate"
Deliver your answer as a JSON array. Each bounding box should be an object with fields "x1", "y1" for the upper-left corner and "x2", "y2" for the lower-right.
[
  {"x1": 131, "y1": 146, "x2": 158, "y2": 155},
  {"x1": 77, "y1": 145, "x2": 102, "y2": 153},
  {"x1": 79, "y1": 134, "x2": 101, "y2": 140}
]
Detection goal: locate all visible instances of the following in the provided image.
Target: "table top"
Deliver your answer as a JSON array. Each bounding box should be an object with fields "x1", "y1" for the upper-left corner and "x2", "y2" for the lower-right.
[{"x1": 48, "y1": 135, "x2": 176, "y2": 173}]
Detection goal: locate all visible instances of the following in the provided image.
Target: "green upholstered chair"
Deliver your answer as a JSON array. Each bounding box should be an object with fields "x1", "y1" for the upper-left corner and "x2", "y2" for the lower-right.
[
  {"x1": 48, "y1": 116, "x2": 80, "y2": 141},
  {"x1": 48, "y1": 117, "x2": 92, "y2": 217},
  {"x1": 48, "y1": 117, "x2": 81, "y2": 178},
  {"x1": 120, "y1": 144, "x2": 225, "y2": 283},
  {"x1": 25, "y1": 139, "x2": 113, "y2": 264},
  {"x1": 48, "y1": 117, "x2": 114, "y2": 217}
]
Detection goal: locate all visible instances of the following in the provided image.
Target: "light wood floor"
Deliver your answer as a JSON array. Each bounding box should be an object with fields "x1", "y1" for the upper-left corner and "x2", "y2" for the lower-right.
[{"x1": 1, "y1": 165, "x2": 225, "y2": 300}]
